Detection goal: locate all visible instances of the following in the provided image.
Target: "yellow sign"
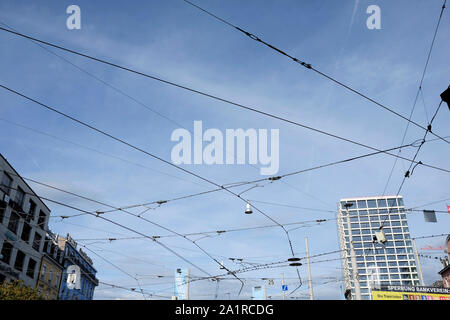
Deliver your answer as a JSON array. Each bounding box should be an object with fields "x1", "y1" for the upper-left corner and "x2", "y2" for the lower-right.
[{"x1": 372, "y1": 290, "x2": 450, "y2": 300}]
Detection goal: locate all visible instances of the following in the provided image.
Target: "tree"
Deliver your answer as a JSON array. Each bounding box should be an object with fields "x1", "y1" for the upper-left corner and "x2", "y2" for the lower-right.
[{"x1": 0, "y1": 280, "x2": 44, "y2": 300}]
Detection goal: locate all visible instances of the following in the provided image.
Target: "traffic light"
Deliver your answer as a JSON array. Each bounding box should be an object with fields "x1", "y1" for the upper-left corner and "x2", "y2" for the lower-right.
[{"x1": 441, "y1": 86, "x2": 450, "y2": 110}]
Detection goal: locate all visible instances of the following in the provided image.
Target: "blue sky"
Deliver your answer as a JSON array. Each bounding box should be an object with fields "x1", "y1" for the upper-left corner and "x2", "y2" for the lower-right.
[{"x1": 0, "y1": 0, "x2": 449, "y2": 299}]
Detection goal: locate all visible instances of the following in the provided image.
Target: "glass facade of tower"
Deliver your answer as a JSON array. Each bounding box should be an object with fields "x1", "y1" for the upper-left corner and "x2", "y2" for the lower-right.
[{"x1": 337, "y1": 196, "x2": 420, "y2": 300}]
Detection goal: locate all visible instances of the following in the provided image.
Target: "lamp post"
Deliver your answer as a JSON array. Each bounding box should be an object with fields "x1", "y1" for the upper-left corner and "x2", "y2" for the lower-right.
[{"x1": 344, "y1": 202, "x2": 362, "y2": 300}]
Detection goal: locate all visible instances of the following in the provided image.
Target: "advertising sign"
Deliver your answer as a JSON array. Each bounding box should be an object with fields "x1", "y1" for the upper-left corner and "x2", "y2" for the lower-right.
[{"x1": 372, "y1": 286, "x2": 450, "y2": 300}]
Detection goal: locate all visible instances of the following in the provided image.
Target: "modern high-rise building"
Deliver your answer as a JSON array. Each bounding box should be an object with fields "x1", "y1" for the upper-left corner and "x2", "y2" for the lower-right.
[{"x1": 337, "y1": 195, "x2": 420, "y2": 300}]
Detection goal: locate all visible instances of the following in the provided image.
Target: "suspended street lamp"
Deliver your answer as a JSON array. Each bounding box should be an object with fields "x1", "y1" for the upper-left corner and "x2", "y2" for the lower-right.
[{"x1": 245, "y1": 202, "x2": 253, "y2": 214}]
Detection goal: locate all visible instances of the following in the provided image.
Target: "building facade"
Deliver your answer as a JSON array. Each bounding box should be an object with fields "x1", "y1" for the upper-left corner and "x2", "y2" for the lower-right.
[
  {"x1": 57, "y1": 234, "x2": 98, "y2": 300},
  {"x1": 438, "y1": 235, "x2": 450, "y2": 288},
  {"x1": 0, "y1": 154, "x2": 50, "y2": 288},
  {"x1": 337, "y1": 195, "x2": 420, "y2": 300},
  {"x1": 35, "y1": 232, "x2": 64, "y2": 299}
]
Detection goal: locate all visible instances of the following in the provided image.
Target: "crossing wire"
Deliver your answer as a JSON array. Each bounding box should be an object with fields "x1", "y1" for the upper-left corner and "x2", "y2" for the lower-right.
[
  {"x1": 382, "y1": 0, "x2": 447, "y2": 195},
  {"x1": 1, "y1": 27, "x2": 449, "y2": 160},
  {"x1": 0, "y1": 84, "x2": 306, "y2": 290},
  {"x1": 2, "y1": 173, "x2": 248, "y2": 295},
  {"x1": 181, "y1": 0, "x2": 450, "y2": 145}
]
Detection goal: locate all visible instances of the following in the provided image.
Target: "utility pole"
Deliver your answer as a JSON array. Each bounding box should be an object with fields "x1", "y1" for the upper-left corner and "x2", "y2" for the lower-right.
[
  {"x1": 186, "y1": 268, "x2": 190, "y2": 300},
  {"x1": 305, "y1": 237, "x2": 314, "y2": 300},
  {"x1": 412, "y1": 239, "x2": 425, "y2": 286},
  {"x1": 344, "y1": 203, "x2": 362, "y2": 300},
  {"x1": 281, "y1": 273, "x2": 286, "y2": 300}
]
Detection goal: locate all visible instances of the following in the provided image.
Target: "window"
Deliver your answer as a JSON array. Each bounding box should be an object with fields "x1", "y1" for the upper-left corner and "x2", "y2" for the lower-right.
[
  {"x1": 55, "y1": 274, "x2": 60, "y2": 288},
  {"x1": 0, "y1": 202, "x2": 5, "y2": 225},
  {"x1": 41, "y1": 264, "x2": 47, "y2": 280},
  {"x1": 14, "y1": 187, "x2": 25, "y2": 207},
  {"x1": 367, "y1": 200, "x2": 377, "y2": 208},
  {"x1": 27, "y1": 199, "x2": 36, "y2": 222},
  {"x1": 43, "y1": 240, "x2": 49, "y2": 254},
  {"x1": 388, "y1": 261, "x2": 397, "y2": 266},
  {"x1": 37, "y1": 210, "x2": 47, "y2": 227},
  {"x1": 14, "y1": 250, "x2": 25, "y2": 271},
  {"x1": 357, "y1": 200, "x2": 367, "y2": 208},
  {"x1": 0, "y1": 241, "x2": 13, "y2": 264},
  {"x1": 371, "y1": 222, "x2": 380, "y2": 228},
  {"x1": 377, "y1": 199, "x2": 387, "y2": 207},
  {"x1": 360, "y1": 223, "x2": 370, "y2": 228},
  {"x1": 387, "y1": 198, "x2": 397, "y2": 207},
  {"x1": 26, "y1": 258, "x2": 37, "y2": 278},
  {"x1": 21, "y1": 222, "x2": 32, "y2": 242},
  {"x1": 49, "y1": 269, "x2": 53, "y2": 285},
  {"x1": 389, "y1": 268, "x2": 399, "y2": 273},
  {"x1": 0, "y1": 172, "x2": 13, "y2": 195},
  {"x1": 7, "y1": 211, "x2": 20, "y2": 234},
  {"x1": 33, "y1": 232, "x2": 42, "y2": 252}
]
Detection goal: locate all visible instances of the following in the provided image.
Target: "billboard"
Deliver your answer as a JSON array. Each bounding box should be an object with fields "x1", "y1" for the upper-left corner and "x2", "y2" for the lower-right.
[{"x1": 372, "y1": 285, "x2": 450, "y2": 300}]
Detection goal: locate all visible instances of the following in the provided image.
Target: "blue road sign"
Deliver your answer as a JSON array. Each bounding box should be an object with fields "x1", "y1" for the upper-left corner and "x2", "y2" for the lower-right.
[{"x1": 282, "y1": 285, "x2": 288, "y2": 291}]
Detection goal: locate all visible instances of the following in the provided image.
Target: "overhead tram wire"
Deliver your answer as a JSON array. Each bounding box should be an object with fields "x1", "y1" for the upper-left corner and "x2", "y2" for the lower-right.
[
  {"x1": 1, "y1": 27, "x2": 449, "y2": 160},
  {"x1": 2, "y1": 175, "x2": 247, "y2": 295},
  {"x1": 0, "y1": 118, "x2": 208, "y2": 189},
  {"x1": 382, "y1": 0, "x2": 447, "y2": 195},
  {"x1": 34, "y1": 138, "x2": 446, "y2": 219},
  {"x1": 73, "y1": 219, "x2": 335, "y2": 243},
  {"x1": 395, "y1": 100, "x2": 445, "y2": 197},
  {"x1": 0, "y1": 21, "x2": 284, "y2": 195},
  {"x1": 0, "y1": 85, "x2": 311, "y2": 290},
  {"x1": 43, "y1": 139, "x2": 446, "y2": 219},
  {"x1": 0, "y1": 21, "x2": 327, "y2": 210},
  {"x1": 2, "y1": 185, "x2": 215, "y2": 280},
  {"x1": 80, "y1": 244, "x2": 147, "y2": 300},
  {"x1": 378, "y1": 99, "x2": 448, "y2": 230},
  {"x1": 181, "y1": 0, "x2": 450, "y2": 145}
]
